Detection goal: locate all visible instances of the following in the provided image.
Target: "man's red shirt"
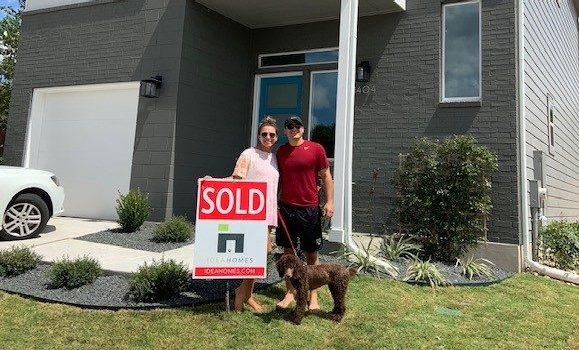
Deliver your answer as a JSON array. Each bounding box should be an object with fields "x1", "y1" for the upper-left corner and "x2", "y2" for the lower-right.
[{"x1": 277, "y1": 140, "x2": 330, "y2": 207}]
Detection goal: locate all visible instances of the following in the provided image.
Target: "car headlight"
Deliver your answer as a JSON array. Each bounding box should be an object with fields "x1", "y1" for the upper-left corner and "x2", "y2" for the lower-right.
[{"x1": 50, "y1": 175, "x2": 60, "y2": 186}]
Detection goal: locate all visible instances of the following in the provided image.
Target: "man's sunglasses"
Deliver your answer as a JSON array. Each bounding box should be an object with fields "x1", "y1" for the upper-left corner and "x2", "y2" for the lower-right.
[
  {"x1": 260, "y1": 132, "x2": 277, "y2": 138},
  {"x1": 285, "y1": 124, "x2": 302, "y2": 130}
]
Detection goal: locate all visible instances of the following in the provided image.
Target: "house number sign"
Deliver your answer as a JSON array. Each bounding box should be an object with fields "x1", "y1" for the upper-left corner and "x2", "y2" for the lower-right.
[{"x1": 356, "y1": 85, "x2": 376, "y2": 94}]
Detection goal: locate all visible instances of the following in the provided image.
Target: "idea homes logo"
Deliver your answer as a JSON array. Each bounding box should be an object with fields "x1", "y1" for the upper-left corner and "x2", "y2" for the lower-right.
[{"x1": 192, "y1": 179, "x2": 268, "y2": 279}]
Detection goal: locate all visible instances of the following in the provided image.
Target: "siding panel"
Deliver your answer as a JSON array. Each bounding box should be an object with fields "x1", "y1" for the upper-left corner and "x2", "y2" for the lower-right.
[{"x1": 524, "y1": 0, "x2": 579, "y2": 220}]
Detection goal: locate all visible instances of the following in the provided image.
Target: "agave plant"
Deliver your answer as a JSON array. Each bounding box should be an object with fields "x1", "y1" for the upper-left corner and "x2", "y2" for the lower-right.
[
  {"x1": 455, "y1": 256, "x2": 495, "y2": 280},
  {"x1": 380, "y1": 235, "x2": 422, "y2": 261},
  {"x1": 337, "y1": 237, "x2": 399, "y2": 278},
  {"x1": 404, "y1": 260, "x2": 446, "y2": 288}
]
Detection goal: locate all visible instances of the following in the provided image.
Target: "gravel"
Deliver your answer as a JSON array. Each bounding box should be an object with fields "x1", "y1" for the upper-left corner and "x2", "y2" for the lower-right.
[
  {"x1": 386, "y1": 258, "x2": 512, "y2": 286},
  {"x1": 77, "y1": 222, "x2": 194, "y2": 252},
  {"x1": 0, "y1": 263, "x2": 282, "y2": 309},
  {"x1": 0, "y1": 239, "x2": 512, "y2": 308}
]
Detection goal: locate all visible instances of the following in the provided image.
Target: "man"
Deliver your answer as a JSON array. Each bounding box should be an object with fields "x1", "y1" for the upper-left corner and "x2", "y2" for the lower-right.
[{"x1": 276, "y1": 115, "x2": 334, "y2": 310}]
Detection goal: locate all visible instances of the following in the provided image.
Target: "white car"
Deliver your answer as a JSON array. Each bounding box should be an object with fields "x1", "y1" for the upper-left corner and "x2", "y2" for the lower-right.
[{"x1": 0, "y1": 166, "x2": 65, "y2": 240}]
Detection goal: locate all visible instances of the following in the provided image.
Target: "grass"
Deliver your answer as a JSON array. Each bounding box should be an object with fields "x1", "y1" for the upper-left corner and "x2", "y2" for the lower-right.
[{"x1": 0, "y1": 274, "x2": 577, "y2": 350}]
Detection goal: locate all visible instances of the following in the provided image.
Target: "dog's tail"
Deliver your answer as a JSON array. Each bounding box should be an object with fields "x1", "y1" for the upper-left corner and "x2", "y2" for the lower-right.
[{"x1": 348, "y1": 268, "x2": 357, "y2": 277}]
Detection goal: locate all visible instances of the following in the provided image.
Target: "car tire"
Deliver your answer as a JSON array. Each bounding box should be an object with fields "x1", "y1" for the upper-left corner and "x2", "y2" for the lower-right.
[{"x1": 1, "y1": 193, "x2": 50, "y2": 240}]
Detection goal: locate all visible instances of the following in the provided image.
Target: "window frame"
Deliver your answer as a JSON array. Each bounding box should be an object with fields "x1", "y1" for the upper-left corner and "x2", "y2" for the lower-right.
[
  {"x1": 441, "y1": 0, "x2": 482, "y2": 103},
  {"x1": 258, "y1": 47, "x2": 339, "y2": 69},
  {"x1": 547, "y1": 94, "x2": 556, "y2": 155}
]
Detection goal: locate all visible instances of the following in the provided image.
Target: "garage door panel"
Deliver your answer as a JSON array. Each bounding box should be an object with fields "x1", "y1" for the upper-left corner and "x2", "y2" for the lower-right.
[{"x1": 27, "y1": 83, "x2": 140, "y2": 220}]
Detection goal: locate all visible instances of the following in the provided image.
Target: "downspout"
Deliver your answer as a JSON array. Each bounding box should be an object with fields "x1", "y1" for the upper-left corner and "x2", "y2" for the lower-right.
[{"x1": 516, "y1": 0, "x2": 579, "y2": 284}]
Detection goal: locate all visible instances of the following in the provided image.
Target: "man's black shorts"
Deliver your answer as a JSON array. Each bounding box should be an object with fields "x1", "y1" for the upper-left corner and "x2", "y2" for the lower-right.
[{"x1": 276, "y1": 202, "x2": 323, "y2": 252}]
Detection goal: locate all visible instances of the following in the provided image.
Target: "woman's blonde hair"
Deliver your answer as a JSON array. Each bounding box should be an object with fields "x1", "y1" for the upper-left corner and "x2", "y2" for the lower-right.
[{"x1": 258, "y1": 116, "x2": 278, "y2": 134}]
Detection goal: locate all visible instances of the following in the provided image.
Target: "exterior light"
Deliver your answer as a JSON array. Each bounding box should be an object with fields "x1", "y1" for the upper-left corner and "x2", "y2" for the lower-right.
[
  {"x1": 356, "y1": 61, "x2": 371, "y2": 83},
  {"x1": 140, "y1": 75, "x2": 163, "y2": 98}
]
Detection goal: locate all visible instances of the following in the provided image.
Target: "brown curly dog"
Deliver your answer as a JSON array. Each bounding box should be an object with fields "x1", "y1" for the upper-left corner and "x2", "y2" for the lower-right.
[{"x1": 276, "y1": 254, "x2": 356, "y2": 324}]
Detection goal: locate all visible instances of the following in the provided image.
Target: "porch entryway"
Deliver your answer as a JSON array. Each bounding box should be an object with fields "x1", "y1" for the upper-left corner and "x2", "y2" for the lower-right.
[{"x1": 193, "y1": 0, "x2": 406, "y2": 243}]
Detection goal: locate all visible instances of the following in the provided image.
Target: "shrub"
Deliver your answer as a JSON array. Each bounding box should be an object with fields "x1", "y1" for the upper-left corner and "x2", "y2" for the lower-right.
[
  {"x1": 540, "y1": 220, "x2": 579, "y2": 271},
  {"x1": 0, "y1": 156, "x2": 4, "y2": 165},
  {"x1": 380, "y1": 235, "x2": 421, "y2": 261},
  {"x1": 49, "y1": 256, "x2": 102, "y2": 289},
  {"x1": 129, "y1": 259, "x2": 189, "y2": 302},
  {"x1": 116, "y1": 188, "x2": 150, "y2": 232},
  {"x1": 152, "y1": 216, "x2": 193, "y2": 243},
  {"x1": 455, "y1": 256, "x2": 494, "y2": 280},
  {"x1": 404, "y1": 260, "x2": 446, "y2": 288},
  {"x1": 392, "y1": 136, "x2": 498, "y2": 262},
  {"x1": 0, "y1": 246, "x2": 42, "y2": 277}
]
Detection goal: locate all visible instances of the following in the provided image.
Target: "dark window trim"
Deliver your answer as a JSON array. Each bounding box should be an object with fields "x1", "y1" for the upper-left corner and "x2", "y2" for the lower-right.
[{"x1": 438, "y1": 101, "x2": 482, "y2": 108}]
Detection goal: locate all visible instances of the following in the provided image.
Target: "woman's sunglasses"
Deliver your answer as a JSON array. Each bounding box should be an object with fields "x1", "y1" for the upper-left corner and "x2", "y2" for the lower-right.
[{"x1": 260, "y1": 132, "x2": 277, "y2": 138}]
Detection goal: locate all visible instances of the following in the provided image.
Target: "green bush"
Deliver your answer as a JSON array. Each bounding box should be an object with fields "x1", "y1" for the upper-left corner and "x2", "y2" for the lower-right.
[
  {"x1": 152, "y1": 216, "x2": 193, "y2": 243},
  {"x1": 392, "y1": 136, "x2": 498, "y2": 263},
  {"x1": 0, "y1": 246, "x2": 42, "y2": 277},
  {"x1": 540, "y1": 220, "x2": 579, "y2": 271},
  {"x1": 49, "y1": 256, "x2": 102, "y2": 289},
  {"x1": 116, "y1": 188, "x2": 150, "y2": 232},
  {"x1": 129, "y1": 259, "x2": 189, "y2": 302},
  {"x1": 0, "y1": 156, "x2": 4, "y2": 165}
]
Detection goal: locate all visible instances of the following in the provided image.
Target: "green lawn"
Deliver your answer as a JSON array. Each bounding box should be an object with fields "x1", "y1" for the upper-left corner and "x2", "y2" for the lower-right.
[{"x1": 0, "y1": 274, "x2": 577, "y2": 350}]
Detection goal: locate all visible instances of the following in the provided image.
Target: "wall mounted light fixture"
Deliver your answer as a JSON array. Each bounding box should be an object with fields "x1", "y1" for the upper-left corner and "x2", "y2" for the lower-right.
[
  {"x1": 140, "y1": 75, "x2": 163, "y2": 98},
  {"x1": 356, "y1": 61, "x2": 371, "y2": 83}
]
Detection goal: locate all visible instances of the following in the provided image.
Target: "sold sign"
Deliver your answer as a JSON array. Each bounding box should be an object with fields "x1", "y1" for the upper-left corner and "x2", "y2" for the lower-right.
[{"x1": 197, "y1": 180, "x2": 267, "y2": 221}]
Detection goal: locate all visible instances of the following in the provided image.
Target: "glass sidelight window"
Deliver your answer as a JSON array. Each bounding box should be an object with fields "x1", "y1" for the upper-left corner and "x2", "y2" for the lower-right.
[
  {"x1": 442, "y1": 0, "x2": 481, "y2": 102},
  {"x1": 308, "y1": 70, "x2": 338, "y2": 158}
]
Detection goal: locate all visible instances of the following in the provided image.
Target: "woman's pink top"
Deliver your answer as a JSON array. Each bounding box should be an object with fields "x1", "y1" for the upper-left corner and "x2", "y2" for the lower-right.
[{"x1": 232, "y1": 147, "x2": 279, "y2": 227}]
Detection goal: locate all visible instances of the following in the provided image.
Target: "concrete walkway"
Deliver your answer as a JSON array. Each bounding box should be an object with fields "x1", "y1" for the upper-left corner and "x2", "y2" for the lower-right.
[{"x1": 0, "y1": 217, "x2": 195, "y2": 274}]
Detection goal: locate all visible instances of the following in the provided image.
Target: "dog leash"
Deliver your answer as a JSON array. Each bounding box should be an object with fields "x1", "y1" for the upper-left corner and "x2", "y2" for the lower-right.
[{"x1": 277, "y1": 208, "x2": 298, "y2": 257}]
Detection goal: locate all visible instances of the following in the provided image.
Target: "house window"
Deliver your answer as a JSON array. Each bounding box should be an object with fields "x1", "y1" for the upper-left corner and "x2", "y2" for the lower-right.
[
  {"x1": 442, "y1": 1, "x2": 481, "y2": 102},
  {"x1": 308, "y1": 70, "x2": 338, "y2": 158},
  {"x1": 547, "y1": 95, "x2": 556, "y2": 155},
  {"x1": 259, "y1": 48, "x2": 339, "y2": 68}
]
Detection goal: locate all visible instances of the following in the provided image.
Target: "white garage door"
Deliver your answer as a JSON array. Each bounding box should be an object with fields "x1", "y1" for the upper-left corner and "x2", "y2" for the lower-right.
[{"x1": 25, "y1": 82, "x2": 140, "y2": 220}]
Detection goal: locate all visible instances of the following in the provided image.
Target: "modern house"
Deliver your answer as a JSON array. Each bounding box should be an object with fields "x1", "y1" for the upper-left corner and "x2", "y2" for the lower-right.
[{"x1": 3, "y1": 0, "x2": 579, "y2": 271}]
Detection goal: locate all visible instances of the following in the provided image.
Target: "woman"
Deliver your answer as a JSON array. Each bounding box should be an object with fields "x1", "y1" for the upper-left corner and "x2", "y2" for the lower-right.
[{"x1": 231, "y1": 116, "x2": 279, "y2": 313}]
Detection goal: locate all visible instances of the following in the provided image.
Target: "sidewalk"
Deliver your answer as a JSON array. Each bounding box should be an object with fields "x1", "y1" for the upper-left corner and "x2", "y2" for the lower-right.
[{"x1": 0, "y1": 217, "x2": 195, "y2": 274}]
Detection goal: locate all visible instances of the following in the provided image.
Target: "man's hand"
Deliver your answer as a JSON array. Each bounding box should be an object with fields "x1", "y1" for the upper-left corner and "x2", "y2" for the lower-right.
[{"x1": 322, "y1": 202, "x2": 334, "y2": 218}]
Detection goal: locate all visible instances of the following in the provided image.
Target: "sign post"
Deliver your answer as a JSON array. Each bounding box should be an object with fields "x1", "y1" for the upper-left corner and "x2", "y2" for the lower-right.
[{"x1": 193, "y1": 179, "x2": 268, "y2": 281}]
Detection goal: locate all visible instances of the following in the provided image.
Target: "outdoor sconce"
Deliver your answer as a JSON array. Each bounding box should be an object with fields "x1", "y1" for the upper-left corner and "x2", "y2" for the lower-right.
[
  {"x1": 140, "y1": 75, "x2": 163, "y2": 98},
  {"x1": 356, "y1": 61, "x2": 371, "y2": 83}
]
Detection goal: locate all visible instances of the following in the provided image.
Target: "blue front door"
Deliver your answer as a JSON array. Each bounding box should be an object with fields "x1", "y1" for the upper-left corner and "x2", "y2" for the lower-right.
[{"x1": 257, "y1": 74, "x2": 303, "y2": 146}]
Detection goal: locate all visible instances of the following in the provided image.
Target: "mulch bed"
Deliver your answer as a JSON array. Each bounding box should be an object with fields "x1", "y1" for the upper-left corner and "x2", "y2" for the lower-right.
[
  {"x1": 76, "y1": 222, "x2": 194, "y2": 252},
  {"x1": 0, "y1": 236, "x2": 513, "y2": 309}
]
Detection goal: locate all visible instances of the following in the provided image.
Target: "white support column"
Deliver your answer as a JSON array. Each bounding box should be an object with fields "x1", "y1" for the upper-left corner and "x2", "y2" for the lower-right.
[{"x1": 328, "y1": 0, "x2": 359, "y2": 243}]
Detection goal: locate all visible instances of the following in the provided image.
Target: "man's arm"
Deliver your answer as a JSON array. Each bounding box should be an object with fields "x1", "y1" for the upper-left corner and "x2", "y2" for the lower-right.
[{"x1": 319, "y1": 167, "x2": 334, "y2": 218}]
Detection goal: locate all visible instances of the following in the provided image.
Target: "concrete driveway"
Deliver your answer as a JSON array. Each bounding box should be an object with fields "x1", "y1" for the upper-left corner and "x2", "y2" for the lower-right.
[{"x1": 0, "y1": 217, "x2": 194, "y2": 274}]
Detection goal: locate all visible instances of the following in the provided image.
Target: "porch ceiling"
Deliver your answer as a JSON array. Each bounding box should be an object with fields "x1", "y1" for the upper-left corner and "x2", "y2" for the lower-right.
[{"x1": 196, "y1": 0, "x2": 406, "y2": 29}]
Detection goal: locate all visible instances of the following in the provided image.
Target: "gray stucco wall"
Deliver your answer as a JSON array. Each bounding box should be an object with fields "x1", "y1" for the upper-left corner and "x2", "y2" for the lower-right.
[
  {"x1": 252, "y1": 0, "x2": 520, "y2": 244},
  {"x1": 172, "y1": 2, "x2": 252, "y2": 221},
  {"x1": 4, "y1": 0, "x2": 187, "y2": 220},
  {"x1": 524, "y1": 0, "x2": 579, "y2": 221}
]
